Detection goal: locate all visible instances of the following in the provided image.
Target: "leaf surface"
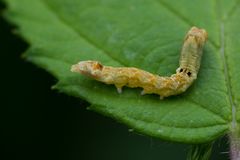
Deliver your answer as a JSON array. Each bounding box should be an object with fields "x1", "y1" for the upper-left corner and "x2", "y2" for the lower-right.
[{"x1": 4, "y1": 0, "x2": 240, "y2": 143}]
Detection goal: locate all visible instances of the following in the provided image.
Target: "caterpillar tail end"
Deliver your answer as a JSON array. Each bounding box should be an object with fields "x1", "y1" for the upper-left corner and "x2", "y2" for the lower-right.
[
  {"x1": 71, "y1": 61, "x2": 103, "y2": 78},
  {"x1": 71, "y1": 64, "x2": 80, "y2": 73},
  {"x1": 71, "y1": 61, "x2": 88, "y2": 73}
]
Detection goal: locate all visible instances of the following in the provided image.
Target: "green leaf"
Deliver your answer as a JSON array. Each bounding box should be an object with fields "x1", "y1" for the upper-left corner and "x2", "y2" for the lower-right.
[{"x1": 4, "y1": 0, "x2": 240, "y2": 143}]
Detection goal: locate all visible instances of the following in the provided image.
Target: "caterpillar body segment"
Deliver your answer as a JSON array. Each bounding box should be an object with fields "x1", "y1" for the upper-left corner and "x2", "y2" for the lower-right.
[
  {"x1": 71, "y1": 27, "x2": 208, "y2": 99},
  {"x1": 71, "y1": 61, "x2": 192, "y2": 99}
]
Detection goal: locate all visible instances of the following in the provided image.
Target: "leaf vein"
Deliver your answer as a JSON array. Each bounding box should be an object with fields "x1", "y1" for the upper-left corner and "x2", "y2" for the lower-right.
[
  {"x1": 39, "y1": 0, "x2": 127, "y2": 66},
  {"x1": 154, "y1": 0, "x2": 219, "y2": 48},
  {"x1": 186, "y1": 98, "x2": 227, "y2": 122},
  {"x1": 88, "y1": 104, "x2": 228, "y2": 130},
  {"x1": 223, "y1": 0, "x2": 240, "y2": 21}
]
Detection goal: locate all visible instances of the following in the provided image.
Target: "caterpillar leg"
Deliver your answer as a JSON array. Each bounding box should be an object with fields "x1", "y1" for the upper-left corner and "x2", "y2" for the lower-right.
[
  {"x1": 114, "y1": 85, "x2": 123, "y2": 94},
  {"x1": 142, "y1": 89, "x2": 164, "y2": 99},
  {"x1": 140, "y1": 90, "x2": 145, "y2": 95},
  {"x1": 116, "y1": 87, "x2": 122, "y2": 94}
]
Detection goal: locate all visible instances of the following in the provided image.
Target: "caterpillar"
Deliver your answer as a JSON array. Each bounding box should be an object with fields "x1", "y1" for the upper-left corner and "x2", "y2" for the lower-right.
[{"x1": 71, "y1": 27, "x2": 208, "y2": 99}]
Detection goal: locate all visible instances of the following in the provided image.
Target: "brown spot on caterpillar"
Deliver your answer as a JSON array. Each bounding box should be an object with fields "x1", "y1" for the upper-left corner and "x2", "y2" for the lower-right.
[
  {"x1": 71, "y1": 26, "x2": 208, "y2": 99},
  {"x1": 93, "y1": 62, "x2": 103, "y2": 70}
]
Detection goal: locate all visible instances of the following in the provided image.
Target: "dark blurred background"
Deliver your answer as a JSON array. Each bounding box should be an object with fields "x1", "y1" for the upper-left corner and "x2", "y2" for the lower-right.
[{"x1": 0, "y1": 1, "x2": 229, "y2": 160}]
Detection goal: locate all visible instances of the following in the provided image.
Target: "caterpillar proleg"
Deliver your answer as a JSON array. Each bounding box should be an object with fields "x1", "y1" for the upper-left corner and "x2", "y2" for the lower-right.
[{"x1": 71, "y1": 27, "x2": 208, "y2": 99}]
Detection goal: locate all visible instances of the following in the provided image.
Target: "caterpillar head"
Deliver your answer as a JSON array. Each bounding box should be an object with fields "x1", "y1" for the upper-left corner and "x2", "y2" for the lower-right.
[
  {"x1": 71, "y1": 61, "x2": 103, "y2": 78},
  {"x1": 185, "y1": 26, "x2": 208, "y2": 45}
]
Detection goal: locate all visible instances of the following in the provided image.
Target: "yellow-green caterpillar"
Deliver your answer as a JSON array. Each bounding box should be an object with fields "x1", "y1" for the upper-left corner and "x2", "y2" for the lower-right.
[{"x1": 71, "y1": 27, "x2": 208, "y2": 99}]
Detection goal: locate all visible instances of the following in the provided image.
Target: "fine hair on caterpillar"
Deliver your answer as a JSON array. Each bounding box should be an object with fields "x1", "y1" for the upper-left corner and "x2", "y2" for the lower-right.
[{"x1": 71, "y1": 27, "x2": 208, "y2": 99}]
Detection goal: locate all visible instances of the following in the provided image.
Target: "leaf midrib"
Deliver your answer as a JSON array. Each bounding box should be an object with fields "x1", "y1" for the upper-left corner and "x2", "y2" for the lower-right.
[{"x1": 218, "y1": 12, "x2": 238, "y2": 131}]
